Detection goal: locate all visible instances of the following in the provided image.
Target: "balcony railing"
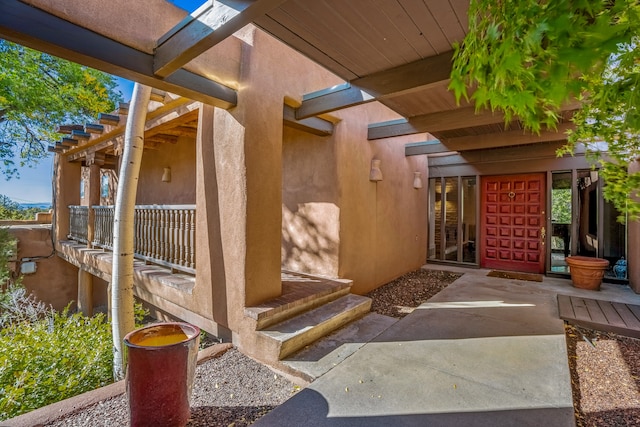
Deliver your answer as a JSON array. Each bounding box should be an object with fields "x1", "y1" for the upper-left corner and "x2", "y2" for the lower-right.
[
  {"x1": 68, "y1": 206, "x2": 89, "y2": 243},
  {"x1": 69, "y1": 204, "x2": 196, "y2": 274}
]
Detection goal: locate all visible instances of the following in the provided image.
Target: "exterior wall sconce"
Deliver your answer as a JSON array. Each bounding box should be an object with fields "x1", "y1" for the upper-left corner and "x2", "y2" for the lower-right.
[
  {"x1": 369, "y1": 159, "x2": 383, "y2": 182},
  {"x1": 162, "y1": 167, "x2": 172, "y2": 183},
  {"x1": 413, "y1": 171, "x2": 423, "y2": 189}
]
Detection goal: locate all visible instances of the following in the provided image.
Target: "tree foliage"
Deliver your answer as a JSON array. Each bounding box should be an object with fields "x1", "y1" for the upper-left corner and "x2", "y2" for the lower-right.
[
  {"x1": 0, "y1": 195, "x2": 49, "y2": 220},
  {"x1": 0, "y1": 40, "x2": 121, "y2": 178},
  {"x1": 450, "y1": 0, "x2": 640, "y2": 218}
]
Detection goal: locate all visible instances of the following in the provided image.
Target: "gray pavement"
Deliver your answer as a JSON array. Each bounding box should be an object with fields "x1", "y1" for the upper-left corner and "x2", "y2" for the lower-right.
[{"x1": 256, "y1": 266, "x2": 640, "y2": 427}]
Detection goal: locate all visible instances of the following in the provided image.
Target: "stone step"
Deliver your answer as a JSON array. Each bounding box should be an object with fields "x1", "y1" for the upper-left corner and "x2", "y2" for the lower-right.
[
  {"x1": 245, "y1": 271, "x2": 352, "y2": 330},
  {"x1": 257, "y1": 294, "x2": 372, "y2": 360}
]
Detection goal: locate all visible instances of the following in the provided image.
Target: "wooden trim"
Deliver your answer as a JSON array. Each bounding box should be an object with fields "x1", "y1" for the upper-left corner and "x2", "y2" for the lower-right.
[
  {"x1": 429, "y1": 156, "x2": 592, "y2": 178},
  {"x1": 154, "y1": 0, "x2": 287, "y2": 77},
  {"x1": 405, "y1": 140, "x2": 444, "y2": 156},
  {"x1": 355, "y1": 51, "x2": 454, "y2": 97},
  {"x1": 295, "y1": 52, "x2": 453, "y2": 119},
  {"x1": 368, "y1": 107, "x2": 504, "y2": 140},
  {"x1": 283, "y1": 105, "x2": 333, "y2": 136},
  {"x1": 0, "y1": 0, "x2": 237, "y2": 108},
  {"x1": 441, "y1": 123, "x2": 573, "y2": 151},
  {"x1": 65, "y1": 98, "x2": 194, "y2": 161}
]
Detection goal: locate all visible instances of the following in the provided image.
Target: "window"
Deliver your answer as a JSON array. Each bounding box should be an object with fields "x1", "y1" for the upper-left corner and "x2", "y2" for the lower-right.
[
  {"x1": 428, "y1": 176, "x2": 477, "y2": 264},
  {"x1": 100, "y1": 174, "x2": 109, "y2": 198}
]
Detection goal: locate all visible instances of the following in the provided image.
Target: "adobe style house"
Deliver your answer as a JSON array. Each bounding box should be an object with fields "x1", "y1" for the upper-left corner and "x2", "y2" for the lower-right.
[{"x1": 1, "y1": 0, "x2": 638, "y2": 366}]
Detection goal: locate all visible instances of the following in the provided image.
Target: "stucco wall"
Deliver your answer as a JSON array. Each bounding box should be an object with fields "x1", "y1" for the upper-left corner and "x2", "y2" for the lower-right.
[
  {"x1": 136, "y1": 136, "x2": 196, "y2": 205},
  {"x1": 8, "y1": 225, "x2": 79, "y2": 311},
  {"x1": 280, "y1": 99, "x2": 429, "y2": 294},
  {"x1": 282, "y1": 127, "x2": 340, "y2": 277},
  {"x1": 333, "y1": 103, "x2": 429, "y2": 294}
]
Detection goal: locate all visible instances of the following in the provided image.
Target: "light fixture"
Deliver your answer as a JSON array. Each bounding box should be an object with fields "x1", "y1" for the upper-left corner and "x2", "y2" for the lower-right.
[
  {"x1": 369, "y1": 159, "x2": 383, "y2": 182},
  {"x1": 162, "y1": 167, "x2": 171, "y2": 182},
  {"x1": 413, "y1": 171, "x2": 423, "y2": 189}
]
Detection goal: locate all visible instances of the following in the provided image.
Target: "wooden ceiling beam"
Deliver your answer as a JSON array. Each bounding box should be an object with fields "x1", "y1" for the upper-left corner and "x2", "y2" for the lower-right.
[
  {"x1": 296, "y1": 51, "x2": 454, "y2": 120},
  {"x1": 295, "y1": 83, "x2": 375, "y2": 120},
  {"x1": 283, "y1": 105, "x2": 333, "y2": 136},
  {"x1": 154, "y1": 0, "x2": 288, "y2": 77},
  {"x1": 440, "y1": 123, "x2": 573, "y2": 151},
  {"x1": 368, "y1": 107, "x2": 505, "y2": 140},
  {"x1": 0, "y1": 0, "x2": 237, "y2": 108},
  {"x1": 405, "y1": 123, "x2": 573, "y2": 156}
]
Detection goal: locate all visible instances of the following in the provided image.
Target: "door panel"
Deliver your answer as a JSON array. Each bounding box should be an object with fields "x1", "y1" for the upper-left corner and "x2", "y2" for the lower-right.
[{"x1": 481, "y1": 174, "x2": 546, "y2": 273}]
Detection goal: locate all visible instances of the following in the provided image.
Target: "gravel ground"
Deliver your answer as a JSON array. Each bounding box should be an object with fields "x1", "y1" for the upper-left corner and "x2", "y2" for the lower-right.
[
  {"x1": 45, "y1": 269, "x2": 640, "y2": 426},
  {"x1": 46, "y1": 349, "x2": 300, "y2": 427},
  {"x1": 565, "y1": 324, "x2": 640, "y2": 427},
  {"x1": 366, "y1": 268, "x2": 462, "y2": 318}
]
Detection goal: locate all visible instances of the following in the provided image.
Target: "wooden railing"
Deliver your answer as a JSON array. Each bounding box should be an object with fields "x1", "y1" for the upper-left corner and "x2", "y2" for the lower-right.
[
  {"x1": 69, "y1": 204, "x2": 196, "y2": 274},
  {"x1": 68, "y1": 206, "x2": 89, "y2": 243}
]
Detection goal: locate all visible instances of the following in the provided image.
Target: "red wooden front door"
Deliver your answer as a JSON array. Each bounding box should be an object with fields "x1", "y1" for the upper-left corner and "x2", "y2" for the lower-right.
[{"x1": 480, "y1": 174, "x2": 546, "y2": 273}]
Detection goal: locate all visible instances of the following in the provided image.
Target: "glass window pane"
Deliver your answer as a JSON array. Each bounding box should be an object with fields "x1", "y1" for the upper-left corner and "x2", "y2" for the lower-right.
[
  {"x1": 577, "y1": 170, "x2": 598, "y2": 257},
  {"x1": 603, "y1": 200, "x2": 626, "y2": 279},
  {"x1": 551, "y1": 172, "x2": 571, "y2": 273},
  {"x1": 462, "y1": 176, "x2": 476, "y2": 263},
  {"x1": 444, "y1": 178, "x2": 458, "y2": 261},
  {"x1": 428, "y1": 178, "x2": 439, "y2": 260}
]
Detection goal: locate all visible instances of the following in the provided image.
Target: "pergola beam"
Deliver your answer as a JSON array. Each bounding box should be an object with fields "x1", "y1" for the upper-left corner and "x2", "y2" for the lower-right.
[
  {"x1": 368, "y1": 107, "x2": 505, "y2": 140},
  {"x1": 0, "y1": 0, "x2": 237, "y2": 108},
  {"x1": 154, "y1": 0, "x2": 287, "y2": 77},
  {"x1": 295, "y1": 84, "x2": 375, "y2": 120},
  {"x1": 296, "y1": 51, "x2": 454, "y2": 119},
  {"x1": 283, "y1": 105, "x2": 333, "y2": 136}
]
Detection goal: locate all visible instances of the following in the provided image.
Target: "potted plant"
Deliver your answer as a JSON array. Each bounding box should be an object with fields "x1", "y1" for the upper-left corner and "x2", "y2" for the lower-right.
[{"x1": 565, "y1": 256, "x2": 609, "y2": 290}]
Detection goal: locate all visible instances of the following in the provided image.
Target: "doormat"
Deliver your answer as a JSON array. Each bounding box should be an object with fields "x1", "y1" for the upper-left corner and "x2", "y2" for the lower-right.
[{"x1": 487, "y1": 270, "x2": 544, "y2": 282}]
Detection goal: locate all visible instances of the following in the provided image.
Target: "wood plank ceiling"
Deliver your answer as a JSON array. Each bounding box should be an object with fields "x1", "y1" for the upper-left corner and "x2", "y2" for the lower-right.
[
  {"x1": 251, "y1": 0, "x2": 571, "y2": 149},
  {"x1": 0, "y1": 0, "x2": 573, "y2": 152}
]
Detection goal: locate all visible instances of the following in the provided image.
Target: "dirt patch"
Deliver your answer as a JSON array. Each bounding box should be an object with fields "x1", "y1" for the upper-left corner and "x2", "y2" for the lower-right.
[{"x1": 366, "y1": 269, "x2": 462, "y2": 318}]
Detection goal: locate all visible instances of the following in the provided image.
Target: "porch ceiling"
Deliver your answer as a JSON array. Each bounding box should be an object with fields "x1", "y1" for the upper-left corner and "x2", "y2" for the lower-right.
[{"x1": 0, "y1": 0, "x2": 574, "y2": 150}]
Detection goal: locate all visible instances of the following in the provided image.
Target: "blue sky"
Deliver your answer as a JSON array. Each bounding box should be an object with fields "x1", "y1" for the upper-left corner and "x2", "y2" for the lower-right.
[{"x1": 3, "y1": 0, "x2": 204, "y2": 204}]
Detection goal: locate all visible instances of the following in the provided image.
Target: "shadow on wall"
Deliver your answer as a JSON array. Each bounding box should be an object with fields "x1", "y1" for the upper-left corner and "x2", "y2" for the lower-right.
[{"x1": 282, "y1": 202, "x2": 339, "y2": 277}]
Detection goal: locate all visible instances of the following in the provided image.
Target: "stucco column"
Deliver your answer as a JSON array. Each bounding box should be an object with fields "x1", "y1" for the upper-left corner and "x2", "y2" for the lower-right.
[
  {"x1": 195, "y1": 95, "x2": 282, "y2": 337},
  {"x1": 627, "y1": 160, "x2": 640, "y2": 293},
  {"x1": 195, "y1": 104, "x2": 221, "y2": 329},
  {"x1": 53, "y1": 154, "x2": 81, "y2": 249},
  {"x1": 77, "y1": 269, "x2": 93, "y2": 316}
]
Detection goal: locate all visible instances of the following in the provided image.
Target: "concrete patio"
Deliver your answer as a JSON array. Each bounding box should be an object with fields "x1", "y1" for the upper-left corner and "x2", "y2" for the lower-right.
[{"x1": 256, "y1": 265, "x2": 640, "y2": 426}]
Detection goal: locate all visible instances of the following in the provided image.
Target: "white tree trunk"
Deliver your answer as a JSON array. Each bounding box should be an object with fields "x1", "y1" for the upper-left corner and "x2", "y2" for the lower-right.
[{"x1": 111, "y1": 83, "x2": 152, "y2": 380}]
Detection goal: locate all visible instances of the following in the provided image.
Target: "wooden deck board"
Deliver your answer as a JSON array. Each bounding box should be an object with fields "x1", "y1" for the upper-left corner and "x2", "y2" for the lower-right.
[
  {"x1": 584, "y1": 298, "x2": 608, "y2": 324},
  {"x1": 612, "y1": 302, "x2": 640, "y2": 329},
  {"x1": 557, "y1": 295, "x2": 640, "y2": 339}
]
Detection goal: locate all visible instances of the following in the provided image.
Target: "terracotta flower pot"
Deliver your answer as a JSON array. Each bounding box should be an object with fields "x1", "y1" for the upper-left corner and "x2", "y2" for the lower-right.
[{"x1": 566, "y1": 256, "x2": 609, "y2": 291}]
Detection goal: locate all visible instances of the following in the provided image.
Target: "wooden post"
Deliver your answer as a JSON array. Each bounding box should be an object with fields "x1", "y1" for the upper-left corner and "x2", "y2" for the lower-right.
[{"x1": 86, "y1": 152, "x2": 104, "y2": 247}]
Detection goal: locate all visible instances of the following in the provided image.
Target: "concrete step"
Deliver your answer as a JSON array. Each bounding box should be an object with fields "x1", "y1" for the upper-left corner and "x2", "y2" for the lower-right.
[
  {"x1": 245, "y1": 271, "x2": 352, "y2": 330},
  {"x1": 257, "y1": 294, "x2": 372, "y2": 360},
  {"x1": 281, "y1": 313, "x2": 398, "y2": 381}
]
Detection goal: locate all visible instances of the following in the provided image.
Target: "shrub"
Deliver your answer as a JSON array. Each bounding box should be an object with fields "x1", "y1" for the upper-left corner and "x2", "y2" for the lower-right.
[
  {"x1": 0, "y1": 282, "x2": 50, "y2": 329},
  {"x1": 0, "y1": 308, "x2": 113, "y2": 420}
]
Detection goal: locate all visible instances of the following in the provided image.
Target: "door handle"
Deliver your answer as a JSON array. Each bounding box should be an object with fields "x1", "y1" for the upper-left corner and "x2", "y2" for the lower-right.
[{"x1": 541, "y1": 226, "x2": 546, "y2": 244}]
